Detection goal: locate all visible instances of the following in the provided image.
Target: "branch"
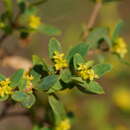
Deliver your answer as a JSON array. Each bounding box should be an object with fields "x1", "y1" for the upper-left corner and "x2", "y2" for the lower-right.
[
  {"x1": 0, "y1": 102, "x2": 13, "y2": 120},
  {"x1": 0, "y1": 33, "x2": 9, "y2": 47},
  {"x1": 0, "y1": 101, "x2": 30, "y2": 121},
  {"x1": 83, "y1": 1, "x2": 102, "y2": 40},
  {"x1": 0, "y1": 111, "x2": 29, "y2": 121}
]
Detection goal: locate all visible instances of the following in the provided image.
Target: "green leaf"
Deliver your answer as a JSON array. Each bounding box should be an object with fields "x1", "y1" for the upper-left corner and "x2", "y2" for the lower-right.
[
  {"x1": 0, "y1": 74, "x2": 6, "y2": 81},
  {"x1": 73, "y1": 53, "x2": 85, "y2": 69},
  {"x1": 78, "y1": 81, "x2": 104, "y2": 94},
  {"x1": 49, "y1": 95, "x2": 66, "y2": 124},
  {"x1": 10, "y1": 69, "x2": 24, "y2": 87},
  {"x1": 3, "y1": 0, "x2": 13, "y2": 17},
  {"x1": 67, "y1": 42, "x2": 90, "y2": 62},
  {"x1": 92, "y1": 64, "x2": 112, "y2": 77},
  {"x1": 21, "y1": 94, "x2": 36, "y2": 108},
  {"x1": 32, "y1": 55, "x2": 46, "y2": 65},
  {"x1": 32, "y1": 55, "x2": 48, "y2": 71},
  {"x1": 71, "y1": 77, "x2": 84, "y2": 83},
  {"x1": 103, "y1": 35, "x2": 112, "y2": 48},
  {"x1": 38, "y1": 24, "x2": 61, "y2": 36},
  {"x1": 38, "y1": 75, "x2": 58, "y2": 91},
  {"x1": 48, "y1": 38, "x2": 62, "y2": 58},
  {"x1": 86, "y1": 27, "x2": 112, "y2": 48},
  {"x1": 17, "y1": 0, "x2": 26, "y2": 13},
  {"x1": 11, "y1": 91, "x2": 28, "y2": 102},
  {"x1": 18, "y1": 79, "x2": 27, "y2": 91},
  {"x1": 112, "y1": 20, "x2": 124, "y2": 42},
  {"x1": 47, "y1": 81, "x2": 62, "y2": 94},
  {"x1": 60, "y1": 69, "x2": 72, "y2": 83},
  {"x1": 30, "y1": 69, "x2": 41, "y2": 85}
]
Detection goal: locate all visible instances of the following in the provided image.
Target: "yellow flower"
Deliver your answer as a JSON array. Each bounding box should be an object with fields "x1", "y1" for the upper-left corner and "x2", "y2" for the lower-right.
[
  {"x1": 55, "y1": 119, "x2": 71, "y2": 130},
  {"x1": 112, "y1": 37, "x2": 127, "y2": 58},
  {"x1": 0, "y1": 78, "x2": 13, "y2": 97},
  {"x1": 23, "y1": 72, "x2": 34, "y2": 91},
  {"x1": 28, "y1": 15, "x2": 41, "y2": 29},
  {"x1": 113, "y1": 88, "x2": 130, "y2": 110},
  {"x1": 77, "y1": 63, "x2": 98, "y2": 81},
  {"x1": 53, "y1": 51, "x2": 68, "y2": 71}
]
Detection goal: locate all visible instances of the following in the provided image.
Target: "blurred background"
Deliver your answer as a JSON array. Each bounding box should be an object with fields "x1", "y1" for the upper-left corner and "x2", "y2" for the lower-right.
[{"x1": 0, "y1": 0, "x2": 130, "y2": 130}]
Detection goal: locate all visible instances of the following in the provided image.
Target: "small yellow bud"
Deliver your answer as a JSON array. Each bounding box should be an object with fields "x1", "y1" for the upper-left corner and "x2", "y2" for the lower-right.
[
  {"x1": 55, "y1": 119, "x2": 71, "y2": 130},
  {"x1": 52, "y1": 51, "x2": 68, "y2": 71},
  {"x1": 77, "y1": 63, "x2": 98, "y2": 81},
  {"x1": 23, "y1": 72, "x2": 34, "y2": 91},
  {"x1": 28, "y1": 15, "x2": 42, "y2": 29},
  {"x1": 112, "y1": 37, "x2": 127, "y2": 58},
  {"x1": 0, "y1": 78, "x2": 13, "y2": 97}
]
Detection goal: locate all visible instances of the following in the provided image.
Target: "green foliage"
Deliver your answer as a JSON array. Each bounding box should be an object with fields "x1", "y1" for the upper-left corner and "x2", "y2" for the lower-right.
[
  {"x1": 67, "y1": 42, "x2": 90, "y2": 62},
  {"x1": 10, "y1": 69, "x2": 24, "y2": 87},
  {"x1": 2, "y1": 0, "x2": 128, "y2": 129},
  {"x1": 48, "y1": 38, "x2": 62, "y2": 58},
  {"x1": 60, "y1": 69, "x2": 72, "y2": 83},
  {"x1": 32, "y1": 55, "x2": 49, "y2": 72},
  {"x1": 12, "y1": 91, "x2": 36, "y2": 108},
  {"x1": 111, "y1": 20, "x2": 124, "y2": 42},
  {"x1": 12, "y1": 91, "x2": 28, "y2": 102},
  {"x1": 73, "y1": 53, "x2": 85, "y2": 69},
  {"x1": 86, "y1": 27, "x2": 112, "y2": 48},
  {"x1": 49, "y1": 95, "x2": 66, "y2": 124},
  {"x1": 0, "y1": 38, "x2": 112, "y2": 105},
  {"x1": 3, "y1": 0, "x2": 13, "y2": 17},
  {"x1": 78, "y1": 81, "x2": 104, "y2": 94},
  {"x1": 0, "y1": 0, "x2": 61, "y2": 41},
  {"x1": 38, "y1": 75, "x2": 59, "y2": 91},
  {"x1": 92, "y1": 64, "x2": 112, "y2": 77},
  {"x1": 21, "y1": 93, "x2": 36, "y2": 108}
]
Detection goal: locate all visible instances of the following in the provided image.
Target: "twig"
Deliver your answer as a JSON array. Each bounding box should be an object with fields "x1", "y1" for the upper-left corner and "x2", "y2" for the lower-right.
[
  {"x1": 83, "y1": 1, "x2": 102, "y2": 40},
  {"x1": 0, "y1": 101, "x2": 30, "y2": 121},
  {"x1": 0, "y1": 34, "x2": 9, "y2": 47},
  {"x1": 0, "y1": 111, "x2": 29, "y2": 121},
  {"x1": 0, "y1": 102, "x2": 12, "y2": 119}
]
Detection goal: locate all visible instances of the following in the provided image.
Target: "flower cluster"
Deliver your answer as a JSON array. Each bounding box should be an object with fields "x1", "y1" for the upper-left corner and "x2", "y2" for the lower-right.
[
  {"x1": 77, "y1": 63, "x2": 98, "y2": 81},
  {"x1": 52, "y1": 51, "x2": 68, "y2": 71},
  {"x1": 0, "y1": 78, "x2": 13, "y2": 97},
  {"x1": 23, "y1": 72, "x2": 34, "y2": 92},
  {"x1": 55, "y1": 119, "x2": 71, "y2": 130},
  {"x1": 28, "y1": 15, "x2": 42, "y2": 29},
  {"x1": 112, "y1": 37, "x2": 127, "y2": 58}
]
